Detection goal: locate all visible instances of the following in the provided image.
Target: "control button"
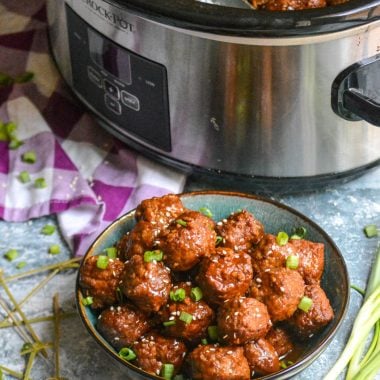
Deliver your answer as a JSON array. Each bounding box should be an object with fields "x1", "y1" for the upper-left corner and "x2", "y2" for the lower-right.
[
  {"x1": 121, "y1": 90, "x2": 140, "y2": 111},
  {"x1": 104, "y1": 79, "x2": 120, "y2": 100},
  {"x1": 105, "y1": 94, "x2": 122, "y2": 115},
  {"x1": 87, "y1": 66, "x2": 102, "y2": 88}
]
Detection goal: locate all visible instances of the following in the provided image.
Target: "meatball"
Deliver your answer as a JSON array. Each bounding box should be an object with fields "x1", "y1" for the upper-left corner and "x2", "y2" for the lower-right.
[
  {"x1": 186, "y1": 344, "x2": 251, "y2": 380},
  {"x1": 244, "y1": 338, "x2": 280, "y2": 376},
  {"x1": 135, "y1": 194, "x2": 185, "y2": 228},
  {"x1": 120, "y1": 255, "x2": 171, "y2": 313},
  {"x1": 266, "y1": 325, "x2": 294, "y2": 357},
  {"x1": 217, "y1": 297, "x2": 271, "y2": 345},
  {"x1": 118, "y1": 221, "x2": 161, "y2": 261},
  {"x1": 250, "y1": 234, "x2": 324, "y2": 284},
  {"x1": 215, "y1": 209, "x2": 264, "y2": 253},
  {"x1": 159, "y1": 282, "x2": 214, "y2": 342},
  {"x1": 96, "y1": 304, "x2": 151, "y2": 350},
  {"x1": 250, "y1": 267, "x2": 305, "y2": 322},
  {"x1": 289, "y1": 284, "x2": 334, "y2": 339},
  {"x1": 133, "y1": 331, "x2": 187, "y2": 377},
  {"x1": 196, "y1": 247, "x2": 253, "y2": 305},
  {"x1": 160, "y1": 211, "x2": 216, "y2": 271},
  {"x1": 79, "y1": 256, "x2": 125, "y2": 309},
  {"x1": 252, "y1": 0, "x2": 326, "y2": 10}
]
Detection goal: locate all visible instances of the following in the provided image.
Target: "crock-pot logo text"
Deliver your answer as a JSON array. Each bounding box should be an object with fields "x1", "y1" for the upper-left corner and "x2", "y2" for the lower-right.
[{"x1": 81, "y1": 0, "x2": 135, "y2": 32}]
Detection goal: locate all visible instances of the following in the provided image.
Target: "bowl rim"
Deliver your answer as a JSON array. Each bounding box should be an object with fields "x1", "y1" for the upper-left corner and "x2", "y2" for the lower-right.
[{"x1": 76, "y1": 190, "x2": 350, "y2": 380}]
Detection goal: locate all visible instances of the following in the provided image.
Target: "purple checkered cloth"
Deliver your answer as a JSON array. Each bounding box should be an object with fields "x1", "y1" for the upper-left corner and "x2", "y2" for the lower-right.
[{"x1": 0, "y1": 1, "x2": 186, "y2": 255}]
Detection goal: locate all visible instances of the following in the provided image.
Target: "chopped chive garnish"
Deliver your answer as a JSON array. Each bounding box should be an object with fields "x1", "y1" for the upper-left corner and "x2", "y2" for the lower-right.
[
  {"x1": 286, "y1": 255, "x2": 299, "y2": 270},
  {"x1": 161, "y1": 363, "x2": 174, "y2": 380},
  {"x1": 191, "y1": 287, "x2": 203, "y2": 302},
  {"x1": 199, "y1": 207, "x2": 213, "y2": 218},
  {"x1": 179, "y1": 311, "x2": 193, "y2": 324},
  {"x1": 18, "y1": 170, "x2": 30, "y2": 183},
  {"x1": 48, "y1": 245, "x2": 61, "y2": 255},
  {"x1": 364, "y1": 224, "x2": 378, "y2": 238},
  {"x1": 119, "y1": 347, "x2": 136, "y2": 361},
  {"x1": 163, "y1": 320, "x2": 176, "y2": 327},
  {"x1": 105, "y1": 247, "x2": 117, "y2": 259},
  {"x1": 176, "y1": 219, "x2": 187, "y2": 227},
  {"x1": 215, "y1": 236, "x2": 223, "y2": 246},
  {"x1": 144, "y1": 250, "x2": 163, "y2": 262},
  {"x1": 41, "y1": 224, "x2": 56, "y2": 235},
  {"x1": 34, "y1": 177, "x2": 47, "y2": 189},
  {"x1": 4, "y1": 249, "x2": 19, "y2": 261},
  {"x1": 298, "y1": 296, "x2": 313, "y2": 312},
  {"x1": 82, "y1": 296, "x2": 93, "y2": 306},
  {"x1": 170, "y1": 288, "x2": 186, "y2": 302},
  {"x1": 16, "y1": 261, "x2": 27, "y2": 269},
  {"x1": 14, "y1": 71, "x2": 34, "y2": 83},
  {"x1": 208, "y1": 325, "x2": 218, "y2": 341},
  {"x1": 96, "y1": 255, "x2": 109, "y2": 269},
  {"x1": 201, "y1": 338, "x2": 208, "y2": 345},
  {"x1": 276, "y1": 231, "x2": 289, "y2": 246},
  {"x1": 21, "y1": 150, "x2": 37, "y2": 164}
]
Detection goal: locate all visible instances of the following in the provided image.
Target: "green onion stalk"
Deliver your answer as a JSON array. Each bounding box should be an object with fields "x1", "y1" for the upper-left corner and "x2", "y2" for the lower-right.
[{"x1": 324, "y1": 246, "x2": 380, "y2": 380}]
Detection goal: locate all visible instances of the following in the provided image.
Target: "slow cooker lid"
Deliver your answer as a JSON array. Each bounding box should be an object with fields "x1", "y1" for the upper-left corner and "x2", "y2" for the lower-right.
[{"x1": 112, "y1": 0, "x2": 380, "y2": 36}]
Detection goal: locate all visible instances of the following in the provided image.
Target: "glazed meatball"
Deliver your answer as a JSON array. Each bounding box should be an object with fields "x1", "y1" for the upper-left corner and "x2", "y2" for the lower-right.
[
  {"x1": 250, "y1": 267, "x2": 305, "y2": 322},
  {"x1": 79, "y1": 256, "x2": 125, "y2": 309},
  {"x1": 159, "y1": 282, "x2": 214, "y2": 342},
  {"x1": 118, "y1": 221, "x2": 161, "y2": 261},
  {"x1": 186, "y1": 344, "x2": 251, "y2": 380},
  {"x1": 217, "y1": 297, "x2": 271, "y2": 345},
  {"x1": 244, "y1": 338, "x2": 280, "y2": 376},
  {"x1": 266, "y1": 325, "x2": 294, "y2": 357},
  {"x1": 160, "y1": 211, "x2": 216, "y2": 271},
  {"x1": 133, "y1": 331, "x2": 187, "y2": 377},
  {"x1": 215, "y1": 209, "x2": 264, "y2": 253},
  {"x1": 289, "y1": 284, "x2": 334, "y2": 339},
  {"x1": 196, "y1": 247, "x2": 253, "y2": 305},
  {"x1": 120, "y1": 255, "x2": 171, "y2": 313},
  {"x1": 250, "y1": 234, "x2": 324, "y2": 284},
  {"x1": 135, "y1": 194, "x2": 185, "y2": 228},
  {"x1": 97, "y1": 304, "x2": 151, "y2": 350}
]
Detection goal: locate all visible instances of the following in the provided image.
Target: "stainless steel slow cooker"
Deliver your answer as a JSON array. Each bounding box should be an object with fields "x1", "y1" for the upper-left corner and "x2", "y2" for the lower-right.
[{"x1": 46, "y1": 0, "x2": 380, "y2": 186}]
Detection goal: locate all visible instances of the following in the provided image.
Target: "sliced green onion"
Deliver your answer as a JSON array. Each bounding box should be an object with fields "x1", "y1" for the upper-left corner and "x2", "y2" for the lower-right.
[
  {"x1": 364, "y1": 224, "x2": 378, "y2": 238},
  {"x1": 34, "y1": 178, "x2": 47, "y2": 189},
  {"x1": 191, "y1": 287, "x2": 203, "y2": 302},
  {"x1": 163, "y1": 320, "x2": 176, "y2": 327},
  {"x1": 14, "y1": 71, "x2": 34, "y2": 84},
  {"x1": 298, "y1": 296, "x2": 313, "y2": 312},
  {"x1": 290, "y1": 234, "x2": 302, "y2": 240},
  {"x1": 18, "y1": 171, "x2": 30, "y2": 183},
  {"x1": 9, "y1": 138, "x2": 23, "y2": 150},
  {"x1": 201, "y1": 338, "x2": 208, "y2": 345},
  {"x1": 105, "y1": 247, "x2": 117, "y2": 259},
  {"x1": 286, "y1": 255, "x2": 299, "y2": 270},
  {"x1": 170, "y1": 288, "x2": 186, "y2": 302},
  {"x1": 350, "y1": 284, "x2": 365, "y2": 296},
  {"x1": 4, "y1": 249, "x2": 19, "y2": 261},
  {"x1": 21, "y1": 150, "x2": 37, "y2": 164},
  {"x1": 176, "y1": 219, "x2": 187, "y2": 227},
  {"x1": 81, "y1": 296, "x2": 93, "y2": 306},
  {"x1": 0, "y1": 72, "x2": 13, "y2": 86},
  {"x1": 161, "y1": 363, "x2": 174, "y2": 380},
  {"x1": 215, "y1": 236, "x2": 223, "y2": 246},
  {"x1": 118, "y1": 347, "x2": 136, "y2": 361},
  {"x1": 96, "y1": 255, "x2": 109, "y2": 269},
  {"x1": 179, "y1": 311, "x2": 193, "y2": 324},
  {"x1": 16, "y1": 261, "x2": 27, "y2": 270},
  {"x1": 199, "y1": 207, "x2": 213, "y2": 218},
  {"x1": 208, "y1": 325, "x2": 219, "y2": 341},
  {"x1": 276, "y1": 231, "x2": 289, "y2": 246},
  {"x1": 292, "y1": 227, "x2": 307, "y2": 239},
  {"x1": 41, "y1": 224, "x2": 56, "y2": 235},
  {"x1": 48, "y1": 245, "x2": 61, "y2": 255},
  {"x1": 144, "y1": 250, "x2": 163, "y2": 262}
]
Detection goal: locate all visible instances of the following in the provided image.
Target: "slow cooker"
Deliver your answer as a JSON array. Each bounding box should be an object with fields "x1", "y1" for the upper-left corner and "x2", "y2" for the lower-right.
[{"x1": 46, "y1": 0, "x2": 380, "y2": 187}]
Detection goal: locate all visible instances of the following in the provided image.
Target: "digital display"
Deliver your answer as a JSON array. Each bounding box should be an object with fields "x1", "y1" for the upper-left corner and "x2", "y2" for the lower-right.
[{"x1": 88, "y1": 28, "x2": 132, "y2": 85}]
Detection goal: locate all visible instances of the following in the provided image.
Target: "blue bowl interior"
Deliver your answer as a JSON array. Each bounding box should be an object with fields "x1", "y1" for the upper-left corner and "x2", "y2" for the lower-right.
[{"x1": 77, "y1": 191, "x2": 349, "y2": 380}]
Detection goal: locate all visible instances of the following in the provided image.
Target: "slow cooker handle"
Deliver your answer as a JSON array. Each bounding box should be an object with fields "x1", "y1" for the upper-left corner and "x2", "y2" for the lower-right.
[{"x1": 343, "y1": 89, "x2": 380, "y2": 127}]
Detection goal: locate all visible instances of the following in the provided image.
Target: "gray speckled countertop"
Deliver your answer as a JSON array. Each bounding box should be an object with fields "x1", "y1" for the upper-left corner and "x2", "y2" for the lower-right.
[{"x1": 0, "y1": 167, "x2": 379, "y2": 380}]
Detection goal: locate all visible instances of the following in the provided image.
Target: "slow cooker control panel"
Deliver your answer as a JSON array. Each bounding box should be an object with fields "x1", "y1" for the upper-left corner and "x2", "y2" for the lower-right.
[{"x1": 66, "y1": 5, "x2": 171, "y2": 151}]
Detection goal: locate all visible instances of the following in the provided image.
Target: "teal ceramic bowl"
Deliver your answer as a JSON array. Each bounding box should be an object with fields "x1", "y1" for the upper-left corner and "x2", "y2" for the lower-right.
[{"x1": 76, "y1": 190, "x2": 350, "y2": 380}]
